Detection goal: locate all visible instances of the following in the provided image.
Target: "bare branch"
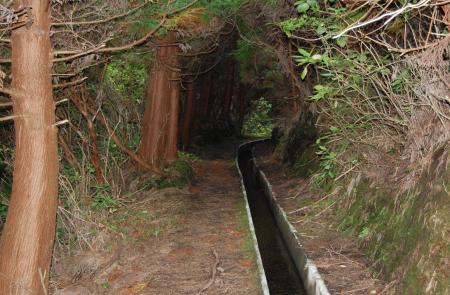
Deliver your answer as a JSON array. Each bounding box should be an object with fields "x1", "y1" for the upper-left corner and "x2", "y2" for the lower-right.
[
  {"x1": 53, "y1": 77, "x2": 88, "y2": 89},
  {"x1": 334, "y1": 0, "x2": 431, "y2": 39},
  {"x1": 51, "y1": 1, "x2": 153, "y2": 27},
  {"x1": 0, "y1": 101, "x2": 12, "y2": 108}
]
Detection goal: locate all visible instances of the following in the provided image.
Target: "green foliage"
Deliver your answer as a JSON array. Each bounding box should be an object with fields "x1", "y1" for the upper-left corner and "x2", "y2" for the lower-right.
[
  {"x1": 91, "y1": 195, "x2": 121, "y2": 212},
  {"x1": 139, "y1": 160, "x2": 195, "y2": 190},
  {"x1": 293, "y1": 145, "x2": 320, "y2": 178},
  {"x1": 200, "y1": 0, "x2": 249, "y2": 17},
  {"x1": 156, "y1": 160, "x2": 194, "y2": 188},
  {"x1": 0, "y1": 202, "x2": 7, "y2": 224},
  {"x1": 309, "y1": 84, "x2": 335, "y2": 101},
  {"x1": 295, "y1": 0, "x2": 319, "y2": 13},
  {"x1": 177, "y1": 151, "x2": 199, "y2": 162},
  {"x1": 242, "y1": 97, "x2": 273, "y2": 138},
  {"x1": 91, "y1": 185, "x2": 121, "y2": 212},
  {"x1": 233, "y1": 39, "x2": 258, "y2": 80},
  {"x1": 105, "y1": 54, "x2": 149, "y2": 104},
  {"x1": 392, "y1": 69, "x2": 413, "y2": 92}
]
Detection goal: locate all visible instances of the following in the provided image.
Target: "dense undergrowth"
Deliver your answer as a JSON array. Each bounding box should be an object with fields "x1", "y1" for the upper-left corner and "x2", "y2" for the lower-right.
[{"x1": 272, "y1": 0, "x2": 450, "y2": 293}]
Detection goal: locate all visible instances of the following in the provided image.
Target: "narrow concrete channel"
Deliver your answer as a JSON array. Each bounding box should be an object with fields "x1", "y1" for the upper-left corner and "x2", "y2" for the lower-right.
[{"x1": 238, "y1": 142, "x2": 306, "y2": 295}]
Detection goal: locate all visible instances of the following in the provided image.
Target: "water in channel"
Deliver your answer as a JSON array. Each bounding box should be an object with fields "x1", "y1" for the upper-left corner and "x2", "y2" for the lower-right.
[{"x1": 238, "y1": 144, "x2": 306, "y2": 295}]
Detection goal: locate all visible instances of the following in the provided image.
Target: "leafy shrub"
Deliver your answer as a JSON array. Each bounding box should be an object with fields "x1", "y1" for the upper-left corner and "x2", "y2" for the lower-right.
[{"x1": 242, "y1": 97, "x2": 273, "y2": 138}]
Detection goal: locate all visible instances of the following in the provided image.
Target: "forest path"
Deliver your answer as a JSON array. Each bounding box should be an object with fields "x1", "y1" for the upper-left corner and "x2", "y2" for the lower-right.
[{"x1": 52, "y1": 140, "x2": 260, "y2": 295}]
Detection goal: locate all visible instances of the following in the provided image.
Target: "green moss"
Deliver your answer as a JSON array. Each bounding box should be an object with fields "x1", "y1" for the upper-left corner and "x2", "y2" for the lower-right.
[
  {"x1": 403, "y1": 264, "x2": 423, "y2": 295},
  {"x1": 333, "y1": 166, "x2": 450, "y2": 294},
  {"x1": 293, "y1": 144, "x2": 320, "y2": 178},
  {"x1": 339, "y1": 183, "x2": 427, "y2": 274}
]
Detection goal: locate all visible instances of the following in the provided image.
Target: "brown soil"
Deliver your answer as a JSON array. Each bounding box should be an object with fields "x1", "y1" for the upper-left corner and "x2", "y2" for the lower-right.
[
  {"x1": 50, "y1": 141, "x2": 259, "y2": 295},
  {"x1": 255, "y1": 142, "x2": 387, "y2": 295}
]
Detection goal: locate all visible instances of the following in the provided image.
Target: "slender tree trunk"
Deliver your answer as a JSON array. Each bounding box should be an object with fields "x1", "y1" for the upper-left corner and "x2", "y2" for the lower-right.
[
  {"x1": 0, "y1": 1, "x2": 58, "y2": 294},
  {"x1": 199, "y1": 72, "x2": 212, "y2": 118},
  {"x1": 222, "y1": 60, "x2": 235, "y2": 122},
  {"x1": 140, "y1": 33, "x2": 180, "y2": 168},
  {"x1": 236, "y1": 84, "x2": 248, "y2": 135},
  {"x1": 181, "y1": 82, "x2": 195, "y2": 149}
]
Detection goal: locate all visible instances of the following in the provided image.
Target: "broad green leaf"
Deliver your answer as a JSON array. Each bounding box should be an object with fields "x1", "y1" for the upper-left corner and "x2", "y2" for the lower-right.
[{"x1": 297, "y1": 2, "x2": 310, "y2": 13}]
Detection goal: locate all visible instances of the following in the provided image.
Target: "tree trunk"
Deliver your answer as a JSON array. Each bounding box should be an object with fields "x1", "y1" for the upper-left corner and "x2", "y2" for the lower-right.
[
  {"x1": 222, "y1": 60, "x2": 235, "y2": 122},
  {"x1": 0, "y1": 1, "x2": 58, "y2": 294},
  {"x1": 236, "y1": 84, "x2": 248, "y2": 135},
  {"x1": 140, "y1": 33, "x2": 180, "y2": 168},
  {"x1": 181, "y1": 82, "x2": 195, "y2": 149},
  {"x1": 165, "y1": 49, "x2": 180, "y2": 162},
  {"x1": 198, "y1": 71, "x2": 212, "y2": 118},
  {"x1": 288, "y1": 42, "x2": 299, "y2": 114}
]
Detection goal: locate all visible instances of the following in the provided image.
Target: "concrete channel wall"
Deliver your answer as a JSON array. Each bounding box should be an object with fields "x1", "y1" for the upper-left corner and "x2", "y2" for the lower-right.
[
  {"x1": 236, "y1": 141, "x2": 270, "y2": 295},
  {"x1": 236, "y1": 140, "x2": 330, "y2": 295}
]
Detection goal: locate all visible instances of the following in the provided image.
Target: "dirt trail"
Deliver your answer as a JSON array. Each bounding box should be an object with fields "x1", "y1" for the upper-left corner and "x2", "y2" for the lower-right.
[{"x1": 52, "y1": 141, "x2": 259, "y2": 295}]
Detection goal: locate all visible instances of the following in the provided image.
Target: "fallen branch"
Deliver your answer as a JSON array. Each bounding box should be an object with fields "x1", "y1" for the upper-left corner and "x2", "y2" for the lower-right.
[
  {"x1": 197, "y1": 250, "x2": 220, "y2": 295},
  {"x1": 334, "y1": 0, "x2": 431, "y2": 39},
  {"x1": 53, "y1": 77, "x2": 88, "y2": 89}
]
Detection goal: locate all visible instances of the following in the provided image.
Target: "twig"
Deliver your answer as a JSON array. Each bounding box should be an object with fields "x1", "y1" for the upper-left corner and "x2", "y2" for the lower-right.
[
  {"x1": 53, "y1": 77, "x2": 88, "y2": 89},
  {"x1": 38, "y1": 269, "x2": 48, "y2": 295},
  {"x1": 334, "y1": 0, "x2": 431, "y2": 39},
  {"x1": 0, "y1": 101, "x2": 12, "y2": 108},
  {"x1": 197, "y1": 250, "x2": 220, "y2": 294},
  {"x1": 0, "y1": 114, "x2": 17, "y2": 122},
  {"x1": 51, "y1": 0, "x2": 153, "y2": 27},
  {"x1": 0, "y1": 87, "x2": 14, "y2": 96}
]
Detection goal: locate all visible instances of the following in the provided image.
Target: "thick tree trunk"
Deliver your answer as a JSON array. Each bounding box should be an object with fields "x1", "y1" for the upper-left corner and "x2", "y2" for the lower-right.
[
  {"x1": 181, "y1": 82, "x2": 195, "y2": 149},
  {"x1": 140, "y1": 33, "x2": 180, "y2": 168},
  {"x1": 0, "y1": 1, "x2": 58, "y2": 294}
]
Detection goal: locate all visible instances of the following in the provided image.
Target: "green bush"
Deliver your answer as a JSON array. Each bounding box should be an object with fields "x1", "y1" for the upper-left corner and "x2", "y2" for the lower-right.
[{"x1": 242, "y1": 97, "x2": 273, "y2": 138}]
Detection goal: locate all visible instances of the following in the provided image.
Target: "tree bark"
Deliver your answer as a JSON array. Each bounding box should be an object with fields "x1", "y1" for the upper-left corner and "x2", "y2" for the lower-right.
[
  {"x1": 236, "y1": 84, "x2": 248, "y2": 135},
  {"x1": 181, "y1": 82, "x2": 195, "y2": 149},
  {"x1": 222, "y1": 59, "x2": 235, "y2": 122},
  {"x1": 198, "y1": 71, "x2": 212, "y2": 119},
  {"x1": 140, "y1": 33, "x2": 180, "y2": 168},
  {"x1": 0, "y1": 1, "x2": 58, "y2": 294},
  {"x1": 165, "y1": 54, "x2": 181, "y2": 161}
]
